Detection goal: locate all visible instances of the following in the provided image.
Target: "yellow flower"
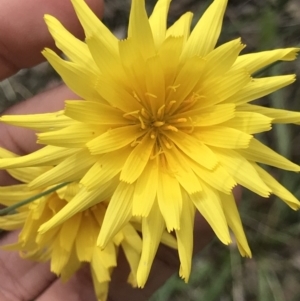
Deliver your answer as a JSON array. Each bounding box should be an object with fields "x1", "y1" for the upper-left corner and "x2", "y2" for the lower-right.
[
  {"x1": 0, "y1": 148, "x2": 144, "y2": 301},
  {"x1": 0, "y1": 0, "x2": 300, "y2": 286}
]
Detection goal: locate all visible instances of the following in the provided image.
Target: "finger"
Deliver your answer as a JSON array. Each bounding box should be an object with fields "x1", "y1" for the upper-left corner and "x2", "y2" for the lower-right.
[
  {"x1": 0, "y1": 0, "x2": 103, "y2": 80},
  {"x1": 0, "y1": 231, "x2": 57, "y2": 301},
  {"x1": 36, "y1": 265, "x2": 97, "y2": 301}
]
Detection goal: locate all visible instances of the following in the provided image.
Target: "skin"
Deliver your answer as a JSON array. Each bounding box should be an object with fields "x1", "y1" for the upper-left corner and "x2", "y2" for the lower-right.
[{"x1": 0, "y1": 1, "x2": 241, "y2": 300}]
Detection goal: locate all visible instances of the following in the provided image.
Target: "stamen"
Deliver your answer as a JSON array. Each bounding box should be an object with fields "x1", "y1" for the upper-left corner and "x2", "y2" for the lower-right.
[
  {"x1": 141, "y1": 108, "x2": 150, "y2": 119},
  {"x1": 165, "y1": 100, "x2": 176, "y2": 114},
  {"x1": 168, "y1": 118, "x2": 188, "y2": 124},
  {"x1": 131, "y1": 139, "x2": 142, "y2": 147},
  {"x1": 123, "y1": 110, "x2": 140, "y2": 121},
  {"x1": 177, "y1": 117, "x2": 194, "y2": 133},
  {"x1": 153, "y1": 121, "x2": 165, "y2": 127},
  {"x1": 145, "y1": 92, "x2": 157, "y2": 99},
  {"x1": 163, "y1": 125, "x2": 179, "y2": 132},
  {"x1": 133, "y1": 91, "x2": 142, "y2": 102},
  {"x1": 139, "y1": 116, "x2": 146, "y2": 129},
  {"x1": 123, "y1": 110, "x2": 140, "y2": 117},
  {"x1": 160, "y1": 136, "x2": 173, "y2": 149},
  {"x1": 179, "y1": 94, "x2": 205, "y2": 113},
  {"x1": 157, "y1": 105, "x2": 165, "y2": 119},
  {"x1": 150, "y1": 148, "x2": 164, "y2": 160},
  {"x1": 167, "y1": 84, "x2": 181, "y2": 92}
]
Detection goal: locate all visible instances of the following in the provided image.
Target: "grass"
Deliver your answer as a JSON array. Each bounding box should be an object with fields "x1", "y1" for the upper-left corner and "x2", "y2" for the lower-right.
[{"x1": 1, "y1": 0, "x2": 300, "y2": 300}]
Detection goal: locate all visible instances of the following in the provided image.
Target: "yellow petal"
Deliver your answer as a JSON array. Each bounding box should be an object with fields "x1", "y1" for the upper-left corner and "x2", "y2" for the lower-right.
[
  {"x1": 121, "y1": 239, "x2": 139, "y2": 287},
  {"x1": 220, "y1": 192, "x2": 252, "y2": 257},
  {"x1": 194, "y1": 126, "x2": 252, "y2": 149},
  {"x1": 81, "y1": 148, "x2": 130, "y2": 190},
  {"x1": 190, "y1": 182, "x2": 231, "y2": 244},
  {"x1": 189, "y1": 103, "x2": 235, "y2": 127},
  {"x1": 60, "y1": 249, "x2": 81, "y2": 281},
  {"x1": 181, "y1": 0, "x2": 227, "y2": 59},
  {"x1": 253, "y1": 163, "x2": 300, "y2": 210},
  {"x1": 0, "y1": 145, "x2": 77, "y2": 168},
  {"x1": 149, "y1": 0, "x2": 171, "y2": 48},
  {"x1": 132, "y1": 158, "x2": 158, "y2": 217},
  {"x1": 64, "y1": 100, "x2": 129, "y2": 125},
  {"x1": 232, "y1": 48, "x2": 300, "y2": 74},
  {"x1": 222, "y1": 112, "x2": 272, "y2": 134},
  {"x1": 239, "y1": 138, "x2": 300, "y2": 172},
  {"x1": 120, "y1": 134, "x2": 155, "y2": 184},
  {"x1": 36, "y1": 226, "x2": 60, "y2": 248},
  {"x1": 201, "y1": 69, "x2": 251, "y2": 105},
  {"x1": 0, "y1": 147, "x2": 16, "y2": 158},
  {"x1": 158, "y1": 36, "x2": 184, "y2": 87},
  {"x1": 0, "y1": 212, "x2": 27, "y2": 230},
  {"x1": 166, "y1": 12, "x2": 193, "y2": 42},
  {"x1": 95, "y1": 73, "x2": 142, "y2": 113},
  {"x1": 237, "y1": 104, "x2": 300, "y2": 124},
  {"x1": 0, "y1": 185, "x2": 38, "y2": 206},
  {"x1": 96, "y1": 242, "x2": 117, "y2": 269},
  {"x1": 0, "y1": 110, "x2": 74, "y2": 132},
  {"x1": 137, "y1": 201, "x2": 165, "y2": 288},
  {"x1": 76, "y1": 212, "x2": 99, "y2": 262},
  {"x1": 212, "y1": 148, "x2": 271, "y2": 197},
  {"x1": 38, "y1": 124, "x2": 104, "y2": 148},
  {"x1": 144, "y1": 56, "x2": 165, "y2": 114},
  {"x1": 39, "y1": 182, "x2": 113, "y2": 234},
  {"x1": 8, "y1": 166, "x2": 49, "y2": 184},
  {"x1": 165, "y1": 131, "x2": 218, "y2": 170},
  {"x1": 56, "y1": 182, "x2": 81, "y2": 202},
  {"x1": 98, "y1": 182, "x2": 135, "y2": 248},
  {"x1": 59, "y1": 214, "x2": 81, "y2": 252},
  {"x1": 122, "y1": 224, "x2": 142, "y2": 254},
  {"x1": 128, "y1": 0, "x2": 156, "y2": 60},
  {"x1": 90, "y1": 272, "x2": 109, "y2": 301},
  {"x1": 71, "y1": 0, "x2": 118, "y2": 54},
  {"x1": 157, "y1": 167, "x2": 182, "y2": 231},
  {"x1": 204, "y1": 38, "x2": 245, "y2": 78},
  {"x1": 166, "y1": 56, "x2": 206, "y2": 108},
  {"x1": 176, "y1": 191, "x2": 195, "y2": 282},
  {"x1": 118, "y1": 38, "x2": 147, "y2": 102},
  {"x1": 42, "y1": 48, "x2": 101, "y2": 100},
  {"x1": 164, "y1": 147, "x2": 202, "y2": 194},
  {"x1": 86, "y1": 34, "x2": 122, "y2": 77},
  {"x1": 91, "y1": 248, "x2": 114, "y2": 282},
  {"x1": 87, "y1": 125, "x2": 145, "y2": 155},
  {"x1": 225, "y1": 75, "x2": 296, "y2": 105},
  {"x1": 51, "y1": 238, "x2": 71, "y2": 275},
  {"x1": 29, "y1": 150, "x2": 96, "y2": 189},
  {"x1": 44, "y1": 15, "x2": 97, "y2": 72},
  {"x1": 187, "y1": 159, "x2": 236, "y2": 194}
]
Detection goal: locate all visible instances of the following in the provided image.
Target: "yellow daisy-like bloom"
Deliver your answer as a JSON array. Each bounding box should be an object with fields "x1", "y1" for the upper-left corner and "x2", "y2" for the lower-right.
[
  {"x1": 0, "y1": 0, "x2": 300, "y2": 286},
  {"x1": 0, "y1": 148, "x2": 146, "y2": 300}
]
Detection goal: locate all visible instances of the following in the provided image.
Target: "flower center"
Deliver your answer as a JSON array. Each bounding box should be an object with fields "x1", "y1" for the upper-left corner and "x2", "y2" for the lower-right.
[{"x1": 123, "y1": 89, "x2": 199, "y2": 156}]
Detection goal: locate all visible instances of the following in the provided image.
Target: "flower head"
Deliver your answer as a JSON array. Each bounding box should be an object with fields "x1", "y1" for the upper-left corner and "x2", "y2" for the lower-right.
[
  {"x1": 0, "y1": 0, "x2": 300, "y2": 286},
  {"x1": 0, "y1": 148, "x2": 144, "y2": 300}
]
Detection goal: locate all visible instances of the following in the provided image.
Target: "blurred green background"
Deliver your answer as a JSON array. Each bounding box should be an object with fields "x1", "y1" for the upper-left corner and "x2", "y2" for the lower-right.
[{"x1": 1, "y1": 0, "x2": 300, "y2": 300}]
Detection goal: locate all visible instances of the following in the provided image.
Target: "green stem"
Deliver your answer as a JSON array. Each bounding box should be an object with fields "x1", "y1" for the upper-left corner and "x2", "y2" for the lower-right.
[{"x1": 0, "y1": 182, "x2": 69, "y2": 216}]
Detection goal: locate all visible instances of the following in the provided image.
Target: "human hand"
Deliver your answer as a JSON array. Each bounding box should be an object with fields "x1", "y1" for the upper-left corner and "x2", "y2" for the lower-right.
[{"x1": 0, "y1": 1, "x2": 225, "y2": 300}]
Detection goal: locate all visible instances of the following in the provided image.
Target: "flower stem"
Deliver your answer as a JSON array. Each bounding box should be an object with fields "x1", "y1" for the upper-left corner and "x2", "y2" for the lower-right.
[{"x1": 0, "y1": 182, "x2": 69, "y2": 216}]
